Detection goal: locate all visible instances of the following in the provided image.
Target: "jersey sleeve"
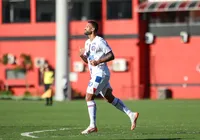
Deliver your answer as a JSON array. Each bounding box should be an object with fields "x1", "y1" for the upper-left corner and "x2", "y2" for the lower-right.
[{"x1": 99, "y1": 39, "x2": 112, "y2": 54}]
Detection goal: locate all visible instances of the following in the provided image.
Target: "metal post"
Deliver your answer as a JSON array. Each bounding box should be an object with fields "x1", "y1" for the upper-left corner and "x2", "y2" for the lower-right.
[{"x1": 55, "y1": 0, "x2": 70, "y2": 101}]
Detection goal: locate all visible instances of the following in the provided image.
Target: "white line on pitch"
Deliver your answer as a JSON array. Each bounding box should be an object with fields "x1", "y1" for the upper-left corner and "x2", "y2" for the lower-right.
[{"x1": 21, "y1": 128, "x2": 72, "y2": 138}]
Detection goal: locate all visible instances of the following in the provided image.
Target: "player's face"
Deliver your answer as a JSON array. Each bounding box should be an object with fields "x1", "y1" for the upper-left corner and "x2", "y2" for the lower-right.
[{"x1": 84, "y1": 23, "x2": 94, "y2": 35}]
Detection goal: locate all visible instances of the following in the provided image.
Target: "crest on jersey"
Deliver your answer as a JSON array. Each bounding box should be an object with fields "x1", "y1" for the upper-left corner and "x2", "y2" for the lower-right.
[{"x1": 91, "y1": 46, "x2": 96, "y2": 51}]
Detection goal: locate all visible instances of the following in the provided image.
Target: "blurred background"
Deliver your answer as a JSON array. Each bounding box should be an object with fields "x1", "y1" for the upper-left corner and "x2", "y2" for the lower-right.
[{"x1": 0, "y1": 0, "x2": 200, "y2": 101}]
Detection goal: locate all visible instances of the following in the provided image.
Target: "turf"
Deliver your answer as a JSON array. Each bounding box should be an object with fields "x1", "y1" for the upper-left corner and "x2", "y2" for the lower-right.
[{"x1": 0, "y1": 99, "x2": 200, "y2": 140}]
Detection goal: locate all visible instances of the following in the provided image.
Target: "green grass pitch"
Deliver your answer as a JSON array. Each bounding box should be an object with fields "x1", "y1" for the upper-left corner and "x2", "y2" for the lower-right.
[{"x1": 0, "y1": 99, "x2": 200, "y2": 140}]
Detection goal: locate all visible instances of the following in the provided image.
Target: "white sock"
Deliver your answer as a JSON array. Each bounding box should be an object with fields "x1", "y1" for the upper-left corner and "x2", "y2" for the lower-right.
[
  {"x1": 112, "y1": 98, "x2": 133, "y2": 117},
  {"x1": 87, "y1": 100, "x2": 96, "y2": 128}
]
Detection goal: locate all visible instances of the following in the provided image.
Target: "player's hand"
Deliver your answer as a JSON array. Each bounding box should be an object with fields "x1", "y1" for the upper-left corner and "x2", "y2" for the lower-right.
[
  {"x1": 90, "y1": 60, "x2": 100, "y2": 66},
  {"x1": 79, "y1": 47, "x2": 85, "y2": 56}
]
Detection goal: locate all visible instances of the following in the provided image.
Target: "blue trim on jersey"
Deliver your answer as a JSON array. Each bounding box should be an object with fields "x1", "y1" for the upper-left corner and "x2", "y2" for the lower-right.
[
  {"x1": 95, "y1": 76, "x2": 102, "y2": 83},
  {"x1": 88, "y1": 82, "x2": 93, "y2": 87}
]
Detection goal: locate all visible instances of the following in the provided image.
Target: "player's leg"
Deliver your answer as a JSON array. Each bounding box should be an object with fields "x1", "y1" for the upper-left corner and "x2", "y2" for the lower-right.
[
  {"x1": 103, "y1": 87, "x2": 139, "y2": 130},
  {"x1": 85, "y1": 93, "x2": 97, "y2": 128},
  {"x1": 81, "y1": 79, "x2": 98, "y2": 134},
  {"x1": 103, "y1": 88, "x2": 133, "y2": 115},
  {"x1": 49, "y1": 96, "x2": 53, "y2": 105},
  {"x1": 46, "y1": 98, "x2": 49, "y2": 105},
  {"x1": 81, "y1": 92, "x2": 98, "y2": 134},
  {"x1": 81, "y1": 75, "x2": 110, "y2": 134},
  {"x1": 44, "y1": 84, "x2": 50, "y2": 106}
]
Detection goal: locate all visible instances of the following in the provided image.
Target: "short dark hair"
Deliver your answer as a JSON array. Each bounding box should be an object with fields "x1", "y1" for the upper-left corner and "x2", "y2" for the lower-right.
[{"x1": 88, "y1": 20, "x2": 98, "y2": 33}]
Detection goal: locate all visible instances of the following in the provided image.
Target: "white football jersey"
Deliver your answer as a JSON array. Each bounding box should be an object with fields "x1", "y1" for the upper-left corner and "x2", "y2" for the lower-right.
[{"x1": 84, "y1": 36, "x2": 112, "y2": 77}]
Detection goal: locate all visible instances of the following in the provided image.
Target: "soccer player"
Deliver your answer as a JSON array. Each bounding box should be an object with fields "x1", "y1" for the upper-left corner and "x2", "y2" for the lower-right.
[{"x1": 79, "y1": 20, "x2": 139, "y2": 134}]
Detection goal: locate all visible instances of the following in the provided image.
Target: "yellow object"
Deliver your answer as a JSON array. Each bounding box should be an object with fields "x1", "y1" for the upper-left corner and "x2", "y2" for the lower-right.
[
  {"x1": 41, "y1": 89, "x2": 52, "y2": 98},
  {"x1": 44, "y1": 71, "x2": 54, "y2": 84}
]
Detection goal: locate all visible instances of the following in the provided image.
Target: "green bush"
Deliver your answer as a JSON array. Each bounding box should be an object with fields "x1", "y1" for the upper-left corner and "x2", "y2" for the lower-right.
[
  {"x1": 0, "y1": 90, "x2": 13, "y2": 96},
  {"x1": 1, "y1": 54, "x2": 9, "y2": 65},
  {"x1": 24, "y1": 91, "x2": 32, "y2": 97}
]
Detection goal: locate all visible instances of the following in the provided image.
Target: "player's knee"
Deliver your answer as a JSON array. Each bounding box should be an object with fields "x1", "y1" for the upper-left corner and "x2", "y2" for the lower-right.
[
  {"x1": 85, "y1": 93, "x2": 94, "y2": 101},
  {"x1": 107, "y1": 96, "x2": 114, "y2": 103},
  {"x1": 104, "y1": 88, "x2": 114, "y2": 103}
]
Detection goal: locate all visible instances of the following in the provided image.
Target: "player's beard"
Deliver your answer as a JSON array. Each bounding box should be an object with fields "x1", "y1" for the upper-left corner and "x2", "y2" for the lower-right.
[{"x1": 84, "y1": 30, "x2": 92, "y2": 35}]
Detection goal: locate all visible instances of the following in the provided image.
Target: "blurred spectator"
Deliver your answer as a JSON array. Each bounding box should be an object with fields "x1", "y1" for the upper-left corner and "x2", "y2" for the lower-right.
[
  {"x1": 62, "y1": 75, "x2": 68, "y2": 100},
  {"x1": 41, "y1": 65, "x2": 54, "y2": 106}
]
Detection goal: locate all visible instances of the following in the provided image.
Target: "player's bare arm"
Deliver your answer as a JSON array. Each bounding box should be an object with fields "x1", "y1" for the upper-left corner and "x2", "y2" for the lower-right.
[
  {"x1": 80, "y1": 55, "x2": 88, "y2": 64},
  {"x1": 90, "y1": 51, "x2": 115, "y2": 66},
  {"x1": 79, "y1": 47, "x2": 88, "y2": 64}
]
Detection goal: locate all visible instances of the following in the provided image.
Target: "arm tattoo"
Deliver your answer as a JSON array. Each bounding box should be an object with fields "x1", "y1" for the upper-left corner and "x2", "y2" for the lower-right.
[
  {"x1": 80, "y1": 55, "x2": 88, "y2": 64},
  {"x1": 98, "y1": 51, "x2": 115, "y2": 64}
]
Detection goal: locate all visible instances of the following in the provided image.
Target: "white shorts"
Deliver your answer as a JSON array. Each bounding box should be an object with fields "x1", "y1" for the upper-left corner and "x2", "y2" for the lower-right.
[{"x1": 86, "y1": 75, "x2": 112, "y2": 97}]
